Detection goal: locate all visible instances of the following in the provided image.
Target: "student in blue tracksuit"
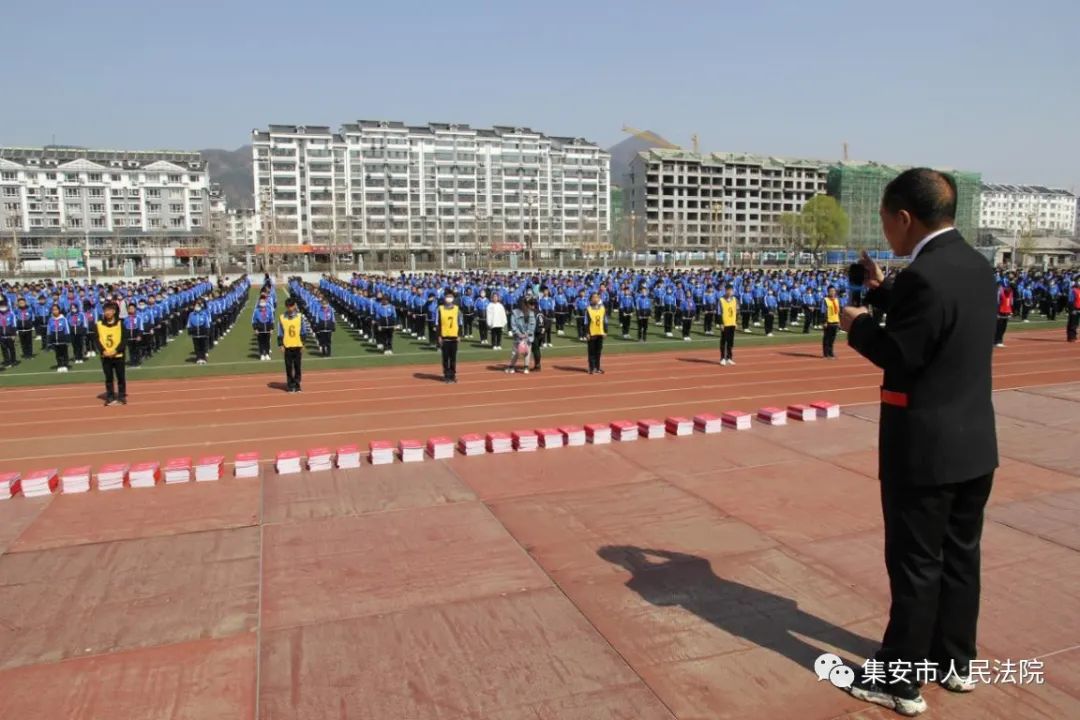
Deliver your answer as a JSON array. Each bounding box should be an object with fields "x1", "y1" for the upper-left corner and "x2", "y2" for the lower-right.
[
  {"x1": 574, "y1": 290, "x2": 589, "y2": 341},
  {"x1": 252, "y1": 297, "x2": 275, "y2": 360},
  {"x1": 187, "y1": 300, "x2": 212, "y2": 365},
  {"x1": 461, "y1": 289, "x2": 476, "y2": 338},
  {"x1": 739, "y1": 288, "x2": 754, "y2": 332},
  {"x1": 778, "y1": 286, "x2": 792, "y2": 331},
  {"x1": 67, "y1": 303, "x2": 87, "y2": 364},
  {"x1": 0, "y1": 298, "x2": 16, "y2": 367},
  {"x1": 763, "y1": 290, "x2": 778, "y2": 336},
  {"x1": 376, "y1": 294, "x2": 397, "y2": 355},
  {"x1": 702, "y1": 286, "x2": 718, "y2": 335},
  {"x1": 124, "y1": 304, "x2": 145, "y2": 367},
  {"x1": 47, "y1": 304, "x2": 71, "y2": 372},
  {"x1": 635, "y1": 287, "x2": 652, "y2": 342},
  {"x1": 661, "y1": 286, "x2": 677, "y2": 337},
  {"x1": 313, "y1": 297, "x2": 335, "y2": 357},
  {"x1": 538, "y1": 289, "x2": 555, "y2": 346},
  {"x1": 678, "y1": 294, "x2": 696, "y2": 341},
  {"x1": 618, "y1": 288, "x2": 634, "y2": 339},
  {"x1": 802, "y1": 289, "x2": 816, "y2": 334}
]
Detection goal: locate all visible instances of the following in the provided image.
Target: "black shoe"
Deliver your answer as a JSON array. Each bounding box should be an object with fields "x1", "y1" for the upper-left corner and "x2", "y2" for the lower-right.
[
  {"x1": 848, "y1": 676, "x2": 927, "y2": 716},
  {"x1": 532, "y1": 366, "x2": 541, "y2": 372},
  {"x1": 595, "y1": 369, "x2": 605, "y2": 375},
  {"x1": 588, "y1": 369, "x2": 595, "y2": 375},
  {"x1": 296, "y1": 386, "x2": 302, "y2": 393}
]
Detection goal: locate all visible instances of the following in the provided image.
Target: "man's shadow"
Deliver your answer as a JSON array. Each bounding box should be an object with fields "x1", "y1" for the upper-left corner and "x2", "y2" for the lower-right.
[{"x1": 597, "y1": 546, "x2": 878, "y2": 674}]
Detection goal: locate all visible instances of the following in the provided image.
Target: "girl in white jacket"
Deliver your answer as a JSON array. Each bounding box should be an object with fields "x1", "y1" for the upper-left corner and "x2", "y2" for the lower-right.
[{"x1": 486, "y1": 293, "x2": 507, "y2": 350}]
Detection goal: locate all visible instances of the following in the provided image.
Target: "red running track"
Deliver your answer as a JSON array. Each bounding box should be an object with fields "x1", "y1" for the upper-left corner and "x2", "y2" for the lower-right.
[{"x1": 1, "y1": 331, "x2": 1077, "y2": 474}]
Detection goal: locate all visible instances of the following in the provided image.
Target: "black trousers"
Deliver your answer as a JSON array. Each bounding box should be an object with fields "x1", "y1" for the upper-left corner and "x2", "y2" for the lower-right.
[
  {"x1": 803, "y1": 309, "x2": 814, "y2": 334},
  {"x1": 877, "y1": 473, "x2": 993, "y2": 674},
  {"x1": 681, "y1": 318, "x2": 692, "y2": 338},
  {"x1": 0, "y1": 337, "x2": 14, "y2": 365},
  {"x1": 720, "y1": 326, "x2": 735, "y2": 360},
  {"x1": 741, "y1": 311, "x2": 752, "y2": 331},
  {"x1": 763, "y1": 312, "x2": 774, "y2": 335},
  {"x1": 703, "y1": 312, "x2": 715, "y2": 334},
  {"x1": 822, "y1": 323, "x2": 839, "y2": 357},
  {"x1": 1067, "y1": 310, "x2": 1080, "y2": 342},
  {"x1": 129, "y1": 336, "x2": 142, "y2": 366},
  {"x1": 478, "y1": 319, "x2": 489, "y2": 343},
  {"x1": 193, "y1": 336, "x2": 209, "y2": 361},
  {"x1": 531, "y1": 337, "x2": 542, "y2": 368},
  {"x1": 257, "y1": 331, "x2": 271, "y2": 356},
  {"x1": 18, "y1": 329, "x2": 34, "y2": 358},
  {"x1": 440, "y1": 338, "x2": 458, "y2": 379},
  {"x1": 491, "y1": 327, "x2": 503, "y2": 348},
  {"x1": 637, "y1": 314, "x2": 649, "y2": 341},
  {"x1": 587, "y1": 336, "x2": 604, "y2": 371},
  {"x1": 380, "y1": 326, "x2": 394, "y2": 351},
  {"x1": 994, "y1": 316, "x2": 1008, "y2": 345},
  {"x1": 317, "y1": 331, "x2": 332, "y2": 356},
  {"x1": 463, "y1": 311, "x2": 475, "y2": 336},
  {"x1": 778, "y1": 307, "x2": 789, "y2": 330},
  {"x1": 102, "y1": 356, "x2": 126, "y2": 400},
  {"x1": 620, "y1": 313, "x2": 632, "y2": 337},
  {"x1": 72, "y1": 334, "x2": 85, "y2": 361},
  {"x1": 663, "y1": 311, "x2": 674, "y2": 334},
  {"x1": 284, "y1": 347, "x2": 303, "y2": 389},
  {"x1": 54, "y1": 343, "x2": 69, "y2": 369},
  {"x1": 543, "y1": 316, "x2": 553, "y2": 345}
]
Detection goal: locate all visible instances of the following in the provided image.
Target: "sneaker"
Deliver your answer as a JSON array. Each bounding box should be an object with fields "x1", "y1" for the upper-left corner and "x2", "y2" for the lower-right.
[
  {"x1": 720, "y1": 359, "x2": 728, "y2": 366},
  {"x1": 105, "y1": 398, "x2": 117, "y2": 407},
  {"x1": 505, "y1": 367, "x2": 515, "y2": 374},
  {"x1": 595, "y1": 369, "x2": 605, "y2": 375},
  {"x1": 665, "y1": 332, "x2": 672, "y2": 337},
  {"x1": 728, "y1": 360, "x2": 736, "y2": 365},
  {"x1": 523, "y1": 368, "x2": 530, "y2": 375},
  {"x1": 118, "y1": 398, "x2": 127, "y2": 405},
  {"x1": 995, "y1": 343, "x2": 1005, "y2": 348},
  {"x1": 848, "y1": 676, "x2": 927, "y2": 717},
  {"x1": 588, "y1": 369, "x2": 595, "y2": 375},
  {"x1": 939, "y1": 667, "x2": 976, "y2": 693},
  {"x1": 384, "y1": 350, "x2": 392, "y2": 356},
  {"x1": 766, "y1": 333, "x2": 774, "y2": 337},
  {"x1": 377, "y1": 344, "x2": 384, "y2": 350}
]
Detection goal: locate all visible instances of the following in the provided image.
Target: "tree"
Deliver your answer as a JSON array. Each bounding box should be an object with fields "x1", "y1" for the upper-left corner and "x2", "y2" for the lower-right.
[{"x1": 799, "y1": 195, "x2": 850, "y2": 260}]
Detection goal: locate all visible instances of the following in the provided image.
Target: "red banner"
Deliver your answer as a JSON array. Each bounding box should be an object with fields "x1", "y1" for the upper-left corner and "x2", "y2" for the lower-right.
[
  {"x1": 174, "y1": 248, "x2": 209, "y2": 257},
  {"x1": 491, "y1": 242, "x2": 524, "y2": 253}
]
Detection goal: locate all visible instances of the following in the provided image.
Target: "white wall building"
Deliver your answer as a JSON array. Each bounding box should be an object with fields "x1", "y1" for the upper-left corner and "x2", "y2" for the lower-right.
[
  {"x1": 0, "y1": 146, "x2": 210, "y2": 264},
  {"x1": 626, "y1": 148, "x2": 829, "y2": 251},
  {"x1": 225, "y1": 208, "x2": 257, "y2": 246},
  {"x1": 251, "y1": 121, "x2": 610, "y2": 261},
  {"x1": 979, "y1": 183, "x2": 1077, "y2": 235}
]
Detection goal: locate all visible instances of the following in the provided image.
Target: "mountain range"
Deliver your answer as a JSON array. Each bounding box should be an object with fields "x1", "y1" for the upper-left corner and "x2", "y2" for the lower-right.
[{"x1": 200, "y1": 131, "x2": 671, "y2": 209}]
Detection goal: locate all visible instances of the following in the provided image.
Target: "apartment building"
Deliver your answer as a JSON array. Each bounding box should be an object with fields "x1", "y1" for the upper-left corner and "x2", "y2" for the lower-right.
[
  {"x1": 0, "y1": 146, "x2": 210, "y2": 263},
  {"x1": 625, "y1": 148, "x2": 829, "y2": 251},
  {"x1": 251, "y1": 121, "x2": 610, "y2": 259},
  {"x1": 980, "y1": 183, "x2": 1077, "y2": 235}
]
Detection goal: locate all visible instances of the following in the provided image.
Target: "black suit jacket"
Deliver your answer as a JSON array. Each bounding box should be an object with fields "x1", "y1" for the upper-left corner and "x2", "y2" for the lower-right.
[{"x1": 849, "y1": 230, "x2": 998, "y2": 485}]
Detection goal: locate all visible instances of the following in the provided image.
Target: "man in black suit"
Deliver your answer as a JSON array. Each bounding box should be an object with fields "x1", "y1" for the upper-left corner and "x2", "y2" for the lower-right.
[{"x1": 840, "y1": 169, "x2": 998, "y2": 716}]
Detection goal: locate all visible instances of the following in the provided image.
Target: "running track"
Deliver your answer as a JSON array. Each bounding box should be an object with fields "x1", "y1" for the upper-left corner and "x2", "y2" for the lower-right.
[{"x1": 2, "y1": 330, "x2": 1077, "y2": 474}]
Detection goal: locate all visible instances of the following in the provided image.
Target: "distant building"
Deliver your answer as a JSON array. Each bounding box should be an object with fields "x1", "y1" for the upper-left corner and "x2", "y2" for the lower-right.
[
  {"x1": 827, "y1": 162, "x2": 982, "y2": 248},
  {"x1": 0, "y1": 146, "x2": 210, "y2": 268},
  {"x1": 625, "y1": 149, "x2": 829, "y2": 252},
  {"x1": 251, "y1": 121, "x2": 610, "y2": 263},
  {"x1": 979, "y1": 183, "x2": 1076, "y2": 236},
  {"x1": 225, "y1": 207, "x2": 257, "y2": 246}
]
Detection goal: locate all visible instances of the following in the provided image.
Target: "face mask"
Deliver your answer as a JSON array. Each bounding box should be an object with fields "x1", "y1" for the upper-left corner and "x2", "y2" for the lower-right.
[
  {"x1": 195, "y1": 305, "x2": 203, "y2": 311},
  {"x1": 444, "y1": 297, "x2": 453, "y2": 305},
  {"x1": 259, "y1": 302, "x2": 267, "y2": 308}
]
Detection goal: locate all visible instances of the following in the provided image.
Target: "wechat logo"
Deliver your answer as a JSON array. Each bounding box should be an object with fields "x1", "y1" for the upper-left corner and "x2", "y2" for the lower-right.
[{"x1": 815, "y1": 652, "x2": 855, "y2": 689}]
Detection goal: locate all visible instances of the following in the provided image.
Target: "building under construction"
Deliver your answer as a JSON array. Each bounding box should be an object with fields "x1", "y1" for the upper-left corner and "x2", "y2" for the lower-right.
[{"x1": 827, "y1": 162, "x2": 982, "y2": 249}]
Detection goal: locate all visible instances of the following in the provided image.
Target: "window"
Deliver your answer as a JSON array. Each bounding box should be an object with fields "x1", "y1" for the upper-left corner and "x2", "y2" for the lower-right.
[
  {"x1": 90, "y1": 203, "x2": 105, "y2": 213},
  {"x1": 65, "y1": 187, "x2": 80, "y2": 197},
  {"x1": 149, "y1": 218, "x2": 161, "y2": 228},
  {"x1": 168, "y1": 174, "x2": 182, "y2": 183},
  {"x1": 170, "y1": 217, "x2": 184, "y2": 228},
  {"x1": 88, "y1": 173, "x2": 102, "y2": 182},
  {"x1": 3, "y1": 187, "x2": 18, "y2": 197},
  {"x1": 91, "y1": 217, "x2": 105, "y2": 228},
  {"x1": 88, "y1": 188, "x2": 104, "y2": 198},
  {"x1": 169, "y1": 204, "x2": 183, "y2": 213},
  {"x1": 69, "y1": 218, "x2": 82, "y2": 228},
  {"x1": 66, "y1": 203, "x2": 81, "y2": 214},
  {"x1": 1, "y1": 171, "x2": 15, "y2": 181},
  {"x1": 189, "y1": 174, "x2": 199, "y2": 182},
  {"x1": 148, "y1": 203, "x2": 161, "y2": 212}
]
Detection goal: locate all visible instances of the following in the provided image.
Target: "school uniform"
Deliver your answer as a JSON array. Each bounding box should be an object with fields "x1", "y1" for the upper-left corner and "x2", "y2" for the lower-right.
[
  {"x1": 47, "y1": 314, "x2": 71, "y2": 370},
  {"x1": 739, "y1": 291, "x2": 754, "y2": 331},
  {"x1": 553, "y1": 293, "x2": 569, "y2": 336},
  {"x1": 96, "y1": 318, "x2": 128, "y2": 403},
  {"x1": 822, "y1": 296, "x2": 841, "y2": 358},
  {"x1": 67, "y1": 309, "x2": 87, "y2": 363},
  {"x1": 679, "y1": 297, "x2": 695, "y2": 339},
  {"x1": 0, "y1": 307, "x2": 17, "y2": 366},
  {"x1": 14, "y1": 306, "x2": 35, "y2": 358},
  {"x1": 994, "y1": 284, "x2": 1013, "y2": 346},
  {"x1": 635, "y1": 294, "x2": 652, "y2": 342},
  {"x1": 538, "y1": 295, "x2": 555, "y2": 345},
  {"x1": 437, "y1": 303, "x2": 464, "y2": 382},
  {"x1": 186, "y1": 307, "x2": 212, "y2": 362},
  {"x1": 124, "y1": 311, "x2": 145, "y2": 366},
  {"x1": 314, "y1": 305, "x2": 335, "y2": 357},
  {"x1": 585, "y1": 304, "x2": 608, "y2": 373},
  {"x1": 802, "y1": 291, "x2": 816, "y2": 333},
  {"x1": 278, "y1": 310, "x2": 310, "y2": 392},
  {"x1": 719, "y1": 295, "x2": 738, "y2": 362},
  {"x1": 487, "y1": 301, "x2": 508, "y2": 349},
  {"x1": 1066, "y1": 285, "x2": 1080, "y2": 342},
  {"x1": 702, "y1": 290, "x2": 718, "y2": 334},
  {"x1": 252, "y1": 305, "x2": 275, "y2": 358},
  {"x1": 532, "y1": 309, "x2": 546, "y2": 370},
  {"x1": 376, "y1": 301, "x2": 397, "y2": 353},
  {"x1": 763, "y1": 294, "x2": 778, "y2": 335},
  {"x1": 461, "y1": 293, "x2": 476, "y2": 337},
  {"x1": 574, "y1": 295, "x2": 589, "y2": 340}
]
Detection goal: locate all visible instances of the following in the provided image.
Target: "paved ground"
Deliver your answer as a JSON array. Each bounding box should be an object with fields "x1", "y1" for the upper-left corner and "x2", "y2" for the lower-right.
[{"x1": 0, "y1": 383, "x2": 1077, "y2": 719}]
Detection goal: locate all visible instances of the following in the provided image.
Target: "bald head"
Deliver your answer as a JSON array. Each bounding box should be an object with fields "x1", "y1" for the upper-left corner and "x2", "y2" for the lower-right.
[{"x1": 882, "y1": 168, "x2": 957, "y2": 230}]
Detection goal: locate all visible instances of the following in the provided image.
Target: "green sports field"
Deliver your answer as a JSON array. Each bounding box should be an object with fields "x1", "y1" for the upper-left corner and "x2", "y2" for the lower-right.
[{"x1": 0, "y1": 287, "x2": 1067, "y2": 388}]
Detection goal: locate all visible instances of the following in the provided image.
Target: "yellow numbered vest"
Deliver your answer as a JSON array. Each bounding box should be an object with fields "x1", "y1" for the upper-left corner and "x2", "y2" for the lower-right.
[
  {"x1": 96, "y1": 321, "x2": 123, "y2": 357},
  {"x1": 720, "y1": 297, "x2": 738, "y2": 327},
  {"x1": 439, "y1": 305, "x2": 459, "y2": 338},
  {"x1": 825, "y1": 298, "x2": 840, "y2": 324},
  {"x1": 280, "y1": 314, "x2": 303, "y2": 348},
  {"x1": 587, "y1": 306, "x2": 606, "y2": 336}
]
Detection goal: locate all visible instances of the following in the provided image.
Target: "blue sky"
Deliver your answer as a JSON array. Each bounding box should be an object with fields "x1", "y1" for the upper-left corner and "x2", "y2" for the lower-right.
[{"x1": 2, "y1": 0, "x2": 1076, "y2": 188}]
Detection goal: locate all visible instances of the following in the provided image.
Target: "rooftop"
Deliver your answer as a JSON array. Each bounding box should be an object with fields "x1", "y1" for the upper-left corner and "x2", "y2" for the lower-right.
[
  {"x1": 0, "y1": 146, "x2": 206, "y2": 170},
  {"x1": 982, "y1": 183, "x2": 1075, "y2": 197}
]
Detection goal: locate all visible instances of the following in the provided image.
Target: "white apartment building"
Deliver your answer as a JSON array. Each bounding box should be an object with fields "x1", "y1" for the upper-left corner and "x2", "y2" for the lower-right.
[
  {"x1": 251, "y1": 121, "x2": 610, "y2": 260},
  {"x1": 626, "y1": 148, "x2": 829, "y2": 251},
  {"x1": 980, "y1": 184, "x2": 1077, "y2": 235},
  {"x1": 225, "y1": 208, "x2": 257, "y2": 246},
  {"x1": 0, "y1": 146, "x2": 210, "y2": 263}
]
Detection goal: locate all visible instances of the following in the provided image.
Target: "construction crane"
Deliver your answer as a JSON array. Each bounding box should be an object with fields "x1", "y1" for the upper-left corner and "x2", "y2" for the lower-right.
[{"x1": 622, "y1": 125, "x2": 699, "y2": 154}]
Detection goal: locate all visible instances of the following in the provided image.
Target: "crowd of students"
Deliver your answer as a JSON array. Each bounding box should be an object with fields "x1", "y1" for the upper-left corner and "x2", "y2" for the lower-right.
[
  {"x1": 993, "y1": 269, "x2": 1080, "y2": 345},
  {"x1": 0, "y1": 278, "x2": 214, "y2": 372}
]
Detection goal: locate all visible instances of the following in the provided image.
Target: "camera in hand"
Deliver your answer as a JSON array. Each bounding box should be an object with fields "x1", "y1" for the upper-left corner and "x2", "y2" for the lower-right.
[{"x1": 848, "y1": 262, "x2": 866, "y2": 307}]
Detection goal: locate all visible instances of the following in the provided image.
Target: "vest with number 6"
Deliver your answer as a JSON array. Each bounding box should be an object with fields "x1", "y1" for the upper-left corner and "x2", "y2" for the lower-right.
[
  {"x1": 720, "y1": 297, "x2": 738, "y2": 327},
  {"x1": 825, "y1": 298, "x2": 840, "y2": 324},
  {"x1": 438, "y1": 306, "x2": 459, "y2": 338},
  {"x1": 587, "y1": 306, "x2": 606, "y2": 336},
  {"x1": 280, "y1": 314, "x2": 303, "y2": 348},
  {"x1": 96, "y1": 321, "x2": 123, "y2": 357}
]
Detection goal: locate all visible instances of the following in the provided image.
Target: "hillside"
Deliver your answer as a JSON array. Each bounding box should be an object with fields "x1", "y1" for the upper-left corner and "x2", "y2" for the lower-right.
[{"x1": 201, "y1": 146, "x2": 254, "y2": 209}]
